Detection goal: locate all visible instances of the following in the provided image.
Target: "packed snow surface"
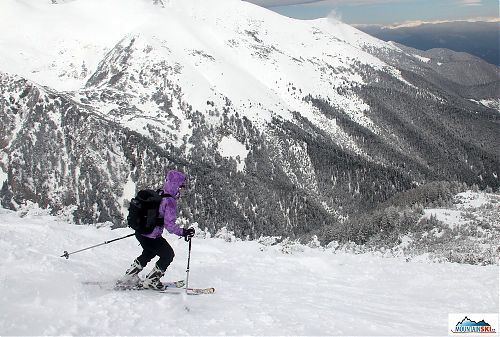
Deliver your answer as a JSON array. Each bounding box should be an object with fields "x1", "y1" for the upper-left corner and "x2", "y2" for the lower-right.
[{"x1": 0, "y1": 208, "x2": 498, "y2": 336}]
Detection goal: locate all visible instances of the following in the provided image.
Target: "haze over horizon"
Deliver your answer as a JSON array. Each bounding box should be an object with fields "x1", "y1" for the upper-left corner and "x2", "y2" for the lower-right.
[{"x1": 244, "y1": 0, "x2": 499, "y2": 25}]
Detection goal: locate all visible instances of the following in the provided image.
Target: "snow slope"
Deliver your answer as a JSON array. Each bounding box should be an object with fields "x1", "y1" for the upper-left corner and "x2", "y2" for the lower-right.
[
  {"x1": 0, "y1": 207, "x2": 497, "y2": 336},
  {"x1": 0, "y1": 0, "x2": 155, "y2": 91},
  {"x1": 0, "y1": 0, "x2": 395, "y2": 132}
]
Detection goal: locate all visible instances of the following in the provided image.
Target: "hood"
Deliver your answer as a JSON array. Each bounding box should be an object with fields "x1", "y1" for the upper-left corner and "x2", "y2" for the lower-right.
[{"x1": 163, "y1": 170, "x2": 186, "y2": 196}]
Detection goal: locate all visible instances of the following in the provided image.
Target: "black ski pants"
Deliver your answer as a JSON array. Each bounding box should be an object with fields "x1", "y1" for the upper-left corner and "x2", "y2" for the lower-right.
[{"x1": 135, "y1": 234, "x2": 175, "y2": 272}]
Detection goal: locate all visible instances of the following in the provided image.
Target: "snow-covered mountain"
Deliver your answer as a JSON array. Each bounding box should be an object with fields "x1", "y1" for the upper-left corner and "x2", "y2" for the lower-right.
[{"x1": 1, "y1": 0, "x2": 499, "y2": 238}]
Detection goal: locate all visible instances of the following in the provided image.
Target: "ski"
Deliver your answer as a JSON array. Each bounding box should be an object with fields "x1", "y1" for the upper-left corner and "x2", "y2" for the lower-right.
[
  {"x1": 186, "y1": 287, "x2": 215, "y2": 295},
  {"x1": 83, "y1": 280, "x2": 214, "y2": 295},
  {"x1": 160, "y1": 287, "x2": 216, "y2": 295},
  {"x1": 113, "y1": 284, "x2": 214, "y2": 295},
  {"x1": 114, "y1": 279, "x2": 185, "y2": 291},
  {"x1": 83, "y1": 279, "x2": 185, "y2": 291}
]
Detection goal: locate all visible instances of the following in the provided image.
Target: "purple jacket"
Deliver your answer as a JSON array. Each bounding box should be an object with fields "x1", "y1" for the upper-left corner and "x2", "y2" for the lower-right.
[{"x1": 142, "y1": 170, "x2": 186, "y2": 239}]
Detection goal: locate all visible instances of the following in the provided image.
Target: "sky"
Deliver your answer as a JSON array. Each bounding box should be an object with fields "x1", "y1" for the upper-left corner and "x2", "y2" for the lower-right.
[{"x1": 244, "y1": 0, "x2": 500, "y2": 25}]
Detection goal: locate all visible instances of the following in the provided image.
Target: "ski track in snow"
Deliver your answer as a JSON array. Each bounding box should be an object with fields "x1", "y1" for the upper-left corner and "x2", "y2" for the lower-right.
[{"x1": 0, "y1": 208, "x2": 498, "y2": 336}]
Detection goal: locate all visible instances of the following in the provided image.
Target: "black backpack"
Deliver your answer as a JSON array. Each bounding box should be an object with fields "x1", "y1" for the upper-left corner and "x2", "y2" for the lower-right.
[{"x1": 127, "y1": 189, "x2": 173, "y2": 234}]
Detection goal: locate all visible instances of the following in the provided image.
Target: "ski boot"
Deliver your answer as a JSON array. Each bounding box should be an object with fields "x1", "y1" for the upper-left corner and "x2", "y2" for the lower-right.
[
  {"x1": 116, "y1": 259, "x2": 143, "y2": 289},
  {"x1": 142, "y1": 264, "x2": 167, "y2": 290}
]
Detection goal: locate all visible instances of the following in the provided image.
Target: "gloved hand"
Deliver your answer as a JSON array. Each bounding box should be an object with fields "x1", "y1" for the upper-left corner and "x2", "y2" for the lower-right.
[{"x1": 182, "y1": 227, "x2": 195, "y2": 241}]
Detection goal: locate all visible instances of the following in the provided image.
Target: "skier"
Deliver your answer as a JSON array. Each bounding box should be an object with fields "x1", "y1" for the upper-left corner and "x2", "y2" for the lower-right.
[{"x1": 122, "y1": 170, "x2": 195, "y2": 290}]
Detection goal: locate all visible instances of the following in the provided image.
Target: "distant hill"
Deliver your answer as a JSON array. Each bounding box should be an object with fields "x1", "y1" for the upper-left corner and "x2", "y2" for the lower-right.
[{"x1": 357, "y1": 21, "x2": 499, "y2": 66}]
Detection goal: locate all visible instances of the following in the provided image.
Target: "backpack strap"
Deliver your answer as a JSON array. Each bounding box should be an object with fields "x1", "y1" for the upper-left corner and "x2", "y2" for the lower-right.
[{"x1": 156, "y1": 189, "x2": 173, "y2": 199}]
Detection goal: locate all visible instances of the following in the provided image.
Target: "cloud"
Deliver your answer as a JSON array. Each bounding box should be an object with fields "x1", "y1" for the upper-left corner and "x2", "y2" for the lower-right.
[
  {"x1": 244, "y1": 0, "x2": 321, "y2": 6},
  {"x1": 382, "y1": 16, "x2": 499, "y2": 28},
  {"x1": 460, "y1": 0, "x2": 482, "y2": 5},
  {"x1": 244, "y1": 0, "x2": 411, "y2": 7},
  {"x1": 326, "y1": 9, "x2": 343, "y2": 23}
]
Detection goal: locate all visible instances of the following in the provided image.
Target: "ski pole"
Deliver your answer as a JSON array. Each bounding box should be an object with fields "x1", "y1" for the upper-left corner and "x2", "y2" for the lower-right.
[
  {"x1": 60, "y1": 233, "x2": 135, "y2": 259},
  {"x1": 185, "y1": 238, "x2": 192, "y2": 293}
]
